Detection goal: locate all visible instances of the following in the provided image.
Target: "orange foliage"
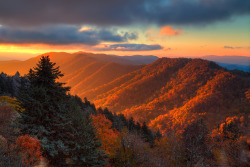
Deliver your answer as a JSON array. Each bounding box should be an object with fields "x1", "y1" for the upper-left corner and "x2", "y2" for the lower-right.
[
  {"x1": 2, "y1": 55, "x2": 249, "y2": 141},
  {"x1": 210, "y1": 116, "x2": 248, "y2": 166},
  {"x1": 211, "y1": 116, "x2": 246, "y2": 141},
  {"x1": 15, "y1": 135, "x2": 42, "y2": 166},
  {"x1": 105, "y1": 59, "x2": 248, "y2": 134},
  {"x1": 92, "y1": 114, "x2": 121, "y2": 157}
]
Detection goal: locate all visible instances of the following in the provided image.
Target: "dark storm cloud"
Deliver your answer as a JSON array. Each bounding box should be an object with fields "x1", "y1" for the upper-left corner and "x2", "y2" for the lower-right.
[
  {"x1": 93, "y1": 44, "x2": 163, "y2": 51},
  {"x1": 152, "y1": 0, "x2": 250, "y2": 25},
  {"x1": 0, "y1": 26, "x2": 137, "y2": 45},
  {"x1": 0, "y1": 0, "x2": 249, "y2": 27}
]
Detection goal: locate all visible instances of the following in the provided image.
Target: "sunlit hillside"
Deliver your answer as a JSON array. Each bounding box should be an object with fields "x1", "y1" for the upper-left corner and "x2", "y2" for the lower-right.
[
  {"x1": 1, "y1": 54, "x2": 249, "y2": 166},
  {"x1": 0, "y1": 52, "x2": 145, "y2": 95},
  {"x1": 83, "y1": 58, "x2": 249, "y2": 133},
  {"x1": 1, "y1": 53, "x2": 249, "y2": 135}
]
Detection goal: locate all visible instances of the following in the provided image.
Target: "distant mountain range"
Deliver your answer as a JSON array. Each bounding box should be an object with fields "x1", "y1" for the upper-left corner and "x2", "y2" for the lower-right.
[
  {"x1": 201, "y1": 55, "x2": 250, "y2": 72},
  {"x1": 202, "y1": 55, "x2": 250, "y2": 65},
  {"x1": 0, "y1": 52, "x2": 249, "y2": 133},
  {"x1": 0, "y1": 52, "x2": 160, "y2": 97}
]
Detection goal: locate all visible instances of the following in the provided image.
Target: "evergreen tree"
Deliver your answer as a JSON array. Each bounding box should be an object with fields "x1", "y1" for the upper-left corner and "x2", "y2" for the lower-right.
[
  {"x1": 112, "y1": 113, "x2": 124, "y2": 131},
  {"x1": 118, "y1": 114, "x2": 128, "y2": 128},
  {"x1": 155, "y1": 130, "x2": 162, "y2": 140},
  {"x1": 103, "y1": 107, "x2": 114, "y2": 122},
  {"x1": 141, "y1": 122, "x2": 154, "y2": 147},
  {"x1": 0, "y1": 72, "x2": 26, "y2": 96},
  {"x1": 135, "y1": 122, "x2": 141, "y2": 132},
  {"x1": 128, "y1": 117, "x2": 136, "y2": 132},
  {"x1": 67, "y1": 97, "x2": 107, "y2": 167},
  {"x1": 83, "y1": 97, "x2": 97, "y2": 114},
  {"x1": 17, "y1": 56, "x2": 106, "y2": 166},
  {"x1": 17, "y1": 56, "x2": 71, "y2": 166}
]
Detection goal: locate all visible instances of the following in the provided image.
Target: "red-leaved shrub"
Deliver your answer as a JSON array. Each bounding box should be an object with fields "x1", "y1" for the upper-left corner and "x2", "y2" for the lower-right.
[{"x1": 15, "y1": 135, "x2": 42, "y2": 166}]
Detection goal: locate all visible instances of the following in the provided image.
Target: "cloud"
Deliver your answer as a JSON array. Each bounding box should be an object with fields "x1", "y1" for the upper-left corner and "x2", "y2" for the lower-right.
[
  {"x1": 0, "y1": 0, "x2": 249, "y2": 27},
  {"x1": 78, "y1": 27, "x2": 92, "y2": 32},
  {"x1": 224, "y1": 46, "x2": 243, "y2": 49},
  {"x1": 92, "y1": 44, "x2": 163, "y2": 51},
  {"x1": 159, "y1": 26, "x2": 182, "y2": 36},
  {"x1": 224, "y1": 46, "x2": 240, "y2": 49},
  {"x1": 0, "y1": 25, "x2": 138, "y2": 45}
]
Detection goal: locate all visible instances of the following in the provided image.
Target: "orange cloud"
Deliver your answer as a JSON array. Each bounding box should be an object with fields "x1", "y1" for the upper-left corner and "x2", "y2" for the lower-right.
[
  {"x1": 78, "y1": 26, "x2": 91, "y2": 32},
  {"x1": 159, "y1": 26, "x2": 182, "y2": 36}
]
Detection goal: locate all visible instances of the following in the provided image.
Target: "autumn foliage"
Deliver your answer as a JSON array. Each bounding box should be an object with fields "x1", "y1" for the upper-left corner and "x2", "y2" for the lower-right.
[
  {"x1": 210, "y1": 116, "x2": 248, "y2": 166},
  {"x1": 15, "y1": 135, "x2": 42, "y2": 166},
  {"x1": 1, "y1": 55, "x2": 249, "y2": 166},
  {"x1": 92, "y1": 114, "x2": 120, "y2": 157},
  {"x1": 87, "y1": 58, "x2": 249, "y2": 135}
]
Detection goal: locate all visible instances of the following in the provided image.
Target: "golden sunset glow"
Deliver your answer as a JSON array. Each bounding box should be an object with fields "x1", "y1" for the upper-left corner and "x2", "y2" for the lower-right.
[
  {"x1": 0, "y1": 0, "x2": 249, "y2": 61},
  {"x1": 1, "y1": 1, "x2": 249, "y2": 166}
]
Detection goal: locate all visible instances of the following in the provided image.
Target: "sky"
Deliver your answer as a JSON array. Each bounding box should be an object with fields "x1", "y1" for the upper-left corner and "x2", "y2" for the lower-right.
[{"x1": 0, "y1": 0, "x2": 250, "y2": 60}]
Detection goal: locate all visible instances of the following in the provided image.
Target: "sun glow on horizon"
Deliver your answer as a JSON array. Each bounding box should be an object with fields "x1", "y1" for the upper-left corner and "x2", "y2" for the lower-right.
[{"x1": 0, "y1": 15, "x2": 250, "y2": 59}]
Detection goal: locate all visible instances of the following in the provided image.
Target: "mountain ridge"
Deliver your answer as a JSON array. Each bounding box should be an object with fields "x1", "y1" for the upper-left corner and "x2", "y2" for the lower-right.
[
  {"x1": 81, "y1": 58, "x2": 249, "y2": 133},
  {"x1": 0, "y1": 52, "x2": 249, "y2": 134}
]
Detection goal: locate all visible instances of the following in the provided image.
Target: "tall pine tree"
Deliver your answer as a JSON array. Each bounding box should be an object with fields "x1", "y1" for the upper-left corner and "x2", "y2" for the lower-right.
[
  {"x1": 141, "y1": 122, "x2": 154, "y2": 147},
  {"x1": 17, "y1": 56, "x2": 106, "y2": 166}
]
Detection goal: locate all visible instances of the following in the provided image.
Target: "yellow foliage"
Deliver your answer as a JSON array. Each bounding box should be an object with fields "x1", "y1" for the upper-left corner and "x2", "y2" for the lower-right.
[{"x1": 0, "y1": 96, "x2": 24, "y2": 112}]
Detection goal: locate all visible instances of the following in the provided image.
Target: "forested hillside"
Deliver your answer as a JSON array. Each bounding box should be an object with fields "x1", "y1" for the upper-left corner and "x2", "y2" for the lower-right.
[
  {"x1": 83, "y1": 58, "x2": 249, "y2": 134},
  {"x1": 1, "y1": 54, "x2": 249, "y2": 134},
  {"x1": 0, "y1": 55, "x2": 249, "y2": 166},
  {"x1": 0, "y1": 56, "x2": 165, "y2": 166}
]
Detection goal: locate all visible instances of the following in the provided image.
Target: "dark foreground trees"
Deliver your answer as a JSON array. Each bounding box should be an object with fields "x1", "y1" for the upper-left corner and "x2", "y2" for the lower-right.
[
  {"x1": 17, "y1": 56, "x2": 106, "y2": 166},
  {"x1": 182, "y1": 119, "x2": 213, "y2": 166}
]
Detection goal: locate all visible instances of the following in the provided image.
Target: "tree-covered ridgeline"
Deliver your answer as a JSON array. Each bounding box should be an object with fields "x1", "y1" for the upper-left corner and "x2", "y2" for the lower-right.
[{"x1": 0, "y1": 72, "x2": 28, "y2": 97}]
